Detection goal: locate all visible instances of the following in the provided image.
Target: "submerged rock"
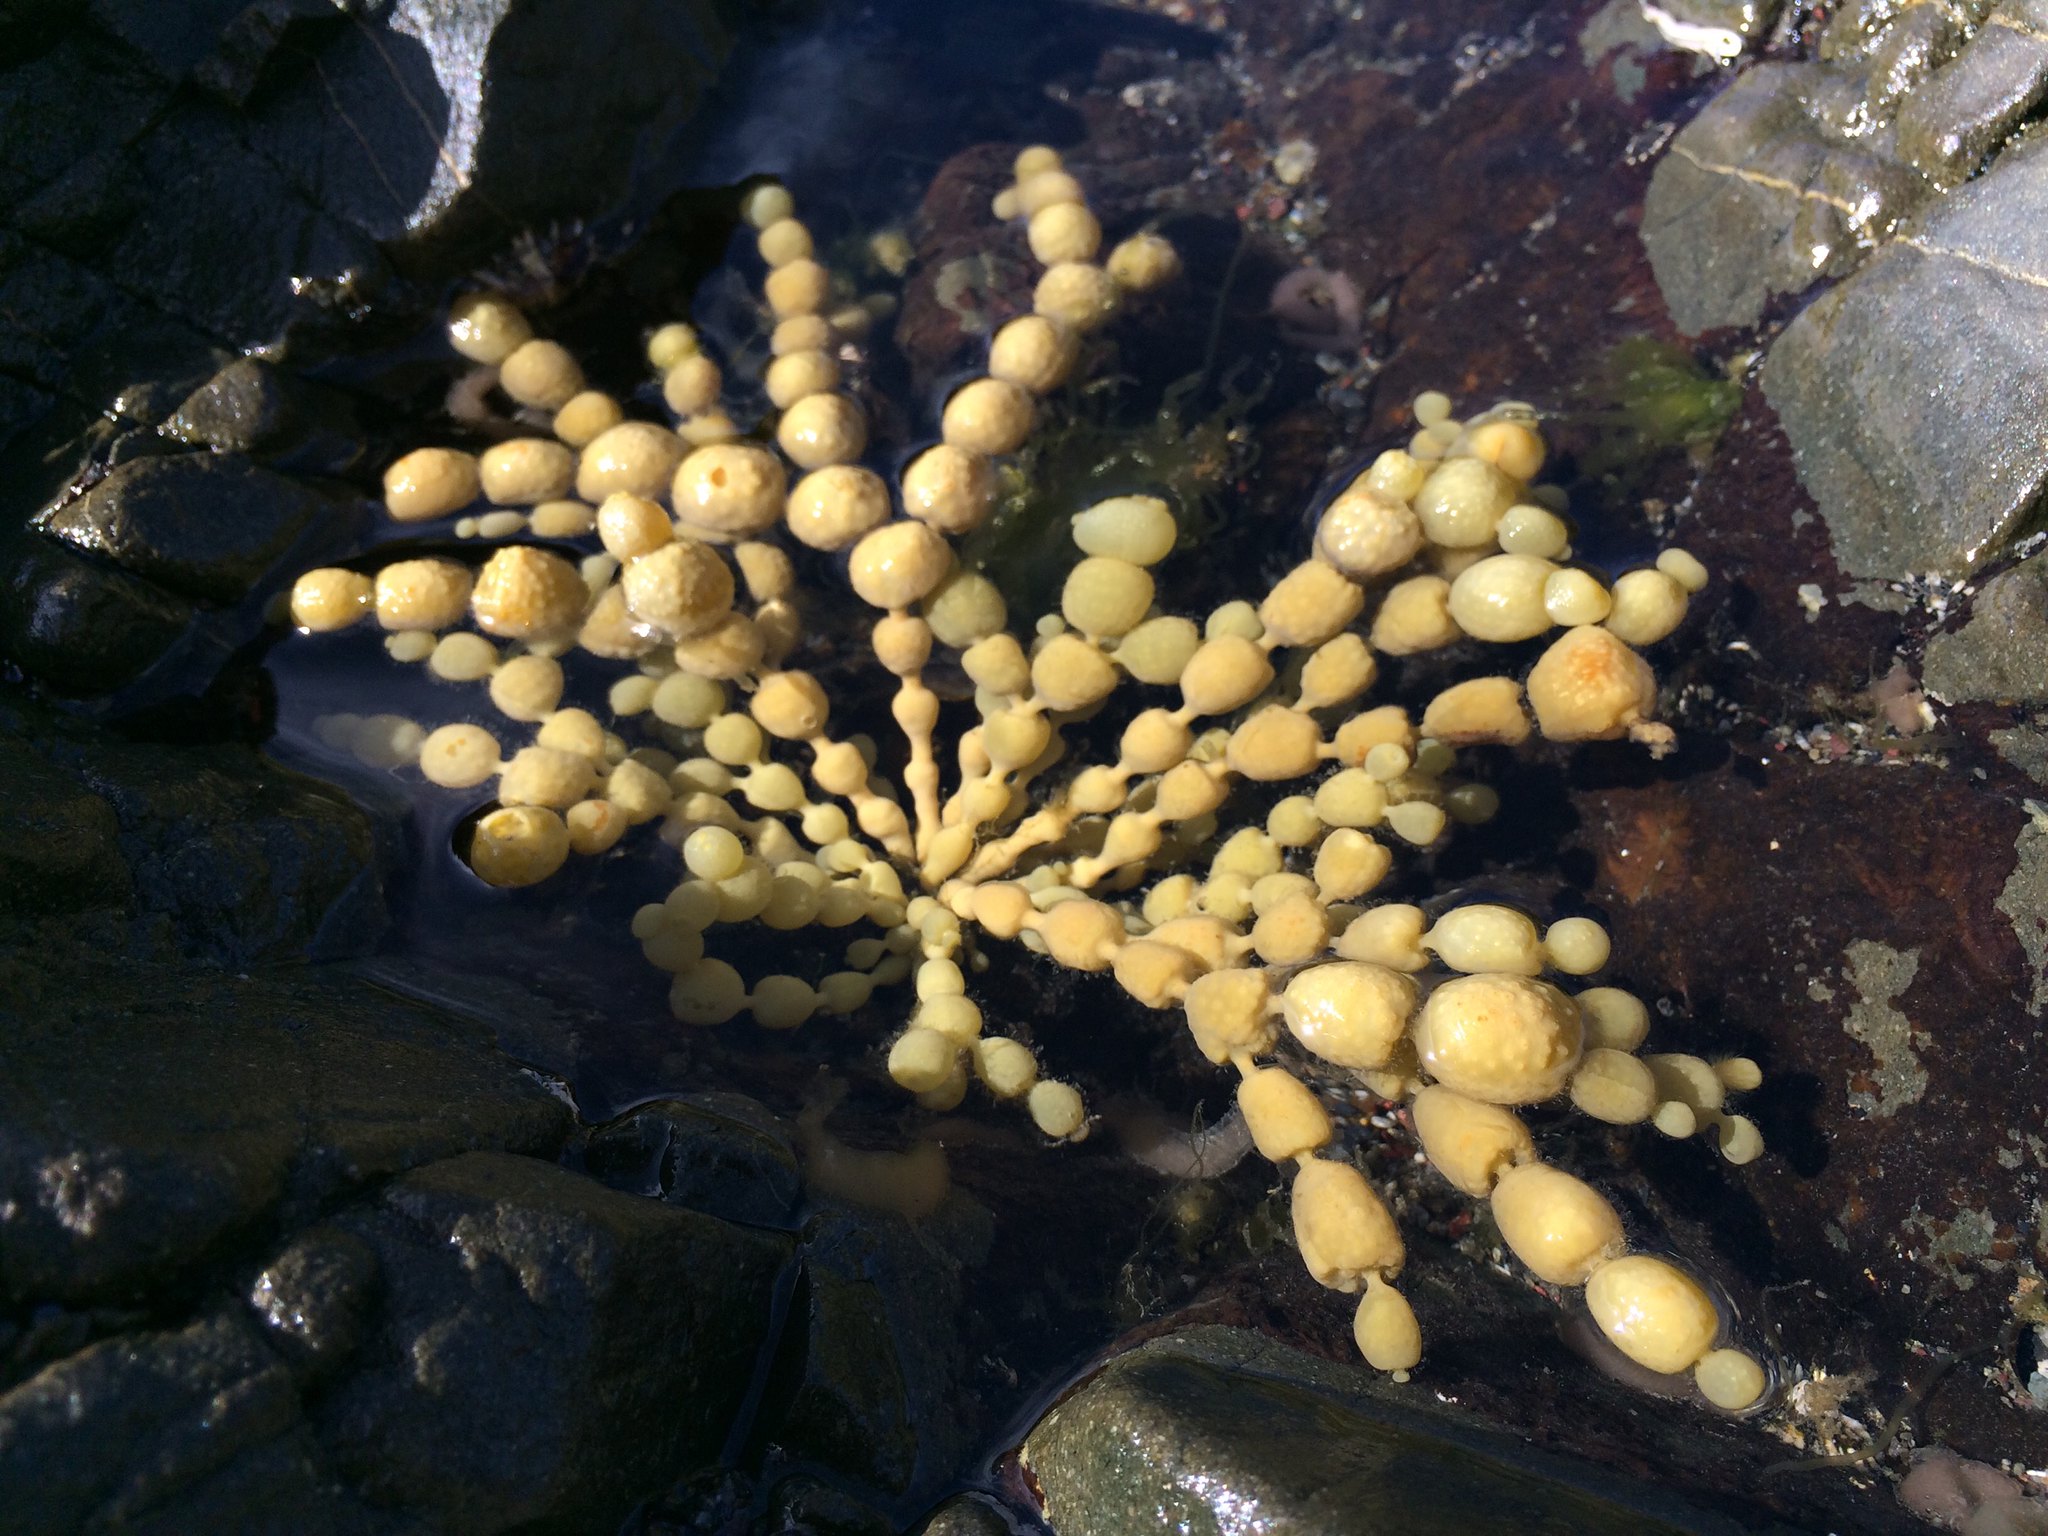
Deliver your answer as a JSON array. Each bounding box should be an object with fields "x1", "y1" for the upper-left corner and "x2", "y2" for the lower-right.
[
  {"x1": 582, "y1": 1092, "x2": 803, "y2": 1228},
  {"x1": 10, "y1": 715, "x2": 392, "y2": 966}
]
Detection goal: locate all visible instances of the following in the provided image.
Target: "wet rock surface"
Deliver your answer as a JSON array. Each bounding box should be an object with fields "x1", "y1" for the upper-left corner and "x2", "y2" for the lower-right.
[
  {"x1": 583, "y1": 1092, "x2": 804, "y2": 1229},
  {"x1": 40, "y1": 453, "x2": 336, "y2": 605},
  {"x1": 0, "y1": 697, "x2": 390, "y2": 965},
  {"x1": 1640, "y1": 0, "x2": 2048, "y2": 580},
  {"x1": 1021, "y1": 1326, "x2": 1910, "y2": 1535},
  {"x1": 0, "y1": 534, "x2": 199, "y2": 695},
  {"x1": 1642, "y1": 60, "x2": 1931, "y2": 335},
  {"x1": 1761, "y1": 132, "x2": 2048, "y2": 581},
  {"x1": 318, "y1": 1151, "x2": 788, "y2": 1533},
  {"x1": 1923, "y1": 560, "x2": 2048, "y2": 706},
  {"x1": 0, "y1": 956, "x2": 572, "y2": 1310},
  {"x1": 0, "y1": 1312, "x2": 387, "y2": 1536},
  {"x1": 0, "y1": 0, "x2": 740, "y2": 511}
]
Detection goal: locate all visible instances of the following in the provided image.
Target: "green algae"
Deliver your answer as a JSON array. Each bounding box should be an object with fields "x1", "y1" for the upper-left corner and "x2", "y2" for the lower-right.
[
  {"x1": 1572, "y1": 336, "x2": 1743, "y2": 489},
  {"x1": 959, "y1": 364, "x2": 1263, "y2": 622}
]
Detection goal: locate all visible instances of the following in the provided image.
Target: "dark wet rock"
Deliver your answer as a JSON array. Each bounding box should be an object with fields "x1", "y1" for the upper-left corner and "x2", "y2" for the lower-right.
[
  {"x1": 768, "y1": 1264, "x2": 918, "y2": 1494},
  {"x1": 2, "y1": 696, "x2": 387, "y2": 962},
  {"x1": 1641, "y1": 62, "x2": 1928, "y2": 336},
  {"x1": 767, "y1": 1199, "x2": 999, "y2": 1498},
  {"x1": 263, "y1": 0, "x2": 736, "y2": 262},
  {"x1": 39, "y1": 452, "x2": 338, "y2": 605},
  {"x1": 246, "y1": 1228, "x2": 382, "y2": 1382},
  {"x1": 761, "y1": 1475, "x2": 896, "y2": 1536},
  {"x1": 1922, "y1": 558, "x2": 2048, "y2": 704},
  {"x1": 162, "y1": 356, "x2": 364, "y2": 475},
  {"x1": 319, "y1": 1150, "x2": 789, "y2": 1534},
  {"x1": 0, "y1": 736, "x2": 129, "y2": 916},
  {"x1": 163, "y1": 359, "x2": 298, "y2": 455},
  {"x1": 916, "y1": 1495, "x2": 1015, "y2": 1536},
  {"x1": 0, "y1": 959, "x2": 572, "y2": 1309},
  {"x1": 1896, "y1": 2, "x2": 2048, "y2": 186},
  {"x1": 0, "y1": 1312, "x2": 383, "y2": 1536},
  {"x1": 1761, "y1": 133, "x2": 2048, "y2": 579},
  {"x1": 0, "y1": 533, "x2": 196, "y2": 694},
  {"x1": 1020, "y1": 1327, "x2": 1829, "y2": 1535},
  {"x1": 583, "y1": 1092, "x2": 802, "y2": 1227},
  {"x1": 0, "y1": 0, "x2": 738, "y2": 508}
]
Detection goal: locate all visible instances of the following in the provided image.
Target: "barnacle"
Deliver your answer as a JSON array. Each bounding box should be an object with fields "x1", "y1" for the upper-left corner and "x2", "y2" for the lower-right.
[{"x1": 285, "y1": 148, "x2": 1766, "y2": 1410}]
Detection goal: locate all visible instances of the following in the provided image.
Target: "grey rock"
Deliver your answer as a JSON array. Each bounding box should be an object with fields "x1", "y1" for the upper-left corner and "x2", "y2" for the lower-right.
[
  {"x1": 583, "y1": 1092, "x2": 802, "y2": 1227},
  {"x1": 247, "y1": 1227, "x2": 383, "y2": 1380},
  {"x1": 1922, "y1": 559, "x2": 2048, "y2": 703},
  {"x1": 320, "y1": 1151, "x2": 790, "y2": 1535},
  {"x1": 1642, "y1": 62, "x2": 1928, "y2": 335},
  {"x1": 1020, "y1": 1328, "x2": 1763, "y2": 1536},
  {"x1": 1762, "y1": 133, "x2": 2048, "y2": 579},
  {"x1": 1897, "y1": 5, "x2": 2048, "y2": 186},
  {"x1": 0, "y1": 533, "x2": 195, "y2": 694},
  {"x1": 0, "y1": 960, "x2": 572, "y2": 1308},
  {"x1": 40, "y1": 452, "x2": 336, "y2": 605},
  {"x1": 1992, "y1": 721, "x2": 2048, "y2": 783},
  {"x1": 0, "y1": 1312, "x2": 381, "y2": 1536}
]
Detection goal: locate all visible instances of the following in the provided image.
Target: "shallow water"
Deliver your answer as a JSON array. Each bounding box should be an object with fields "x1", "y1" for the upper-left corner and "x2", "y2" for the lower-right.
[{"x1": 252, "y1": 0, "x2": 1803, "y2": 1526}]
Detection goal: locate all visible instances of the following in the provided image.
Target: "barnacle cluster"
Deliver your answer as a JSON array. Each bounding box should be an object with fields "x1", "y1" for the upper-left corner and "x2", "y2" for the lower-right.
[{"x1": 286, "y1": 149, "x2": 1768, "y2": 1410}]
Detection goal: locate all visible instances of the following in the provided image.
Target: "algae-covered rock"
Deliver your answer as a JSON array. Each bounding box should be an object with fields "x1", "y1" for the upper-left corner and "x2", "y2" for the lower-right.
[{"x1": 1762, "y1": 133, "x2": 2048, "y2": 579}]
